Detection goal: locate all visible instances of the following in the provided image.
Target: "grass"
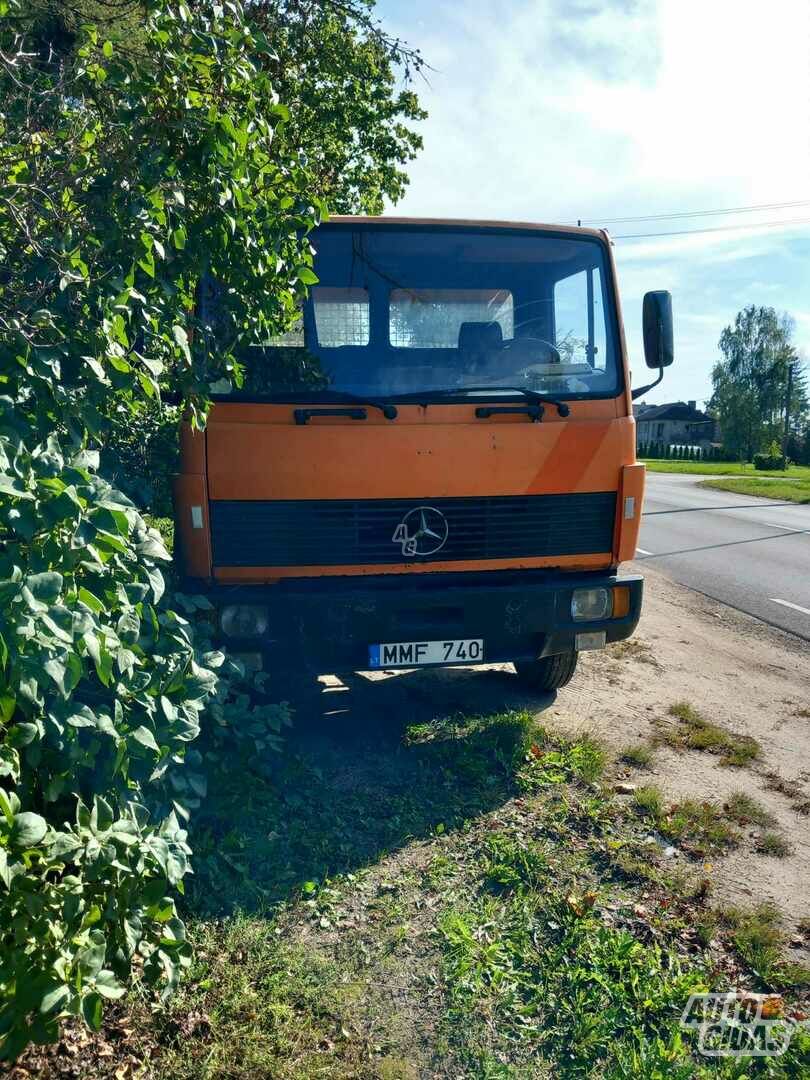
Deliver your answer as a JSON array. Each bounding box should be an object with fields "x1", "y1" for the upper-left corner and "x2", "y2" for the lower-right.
[
  {"x1": 725, "y1": 791, "x2": 776, "y2": 828},
  {"x1": 642, "y1": 459, "x2": 810, "y2": 479},
  {"x1": 642, "y1": 458, "x2": 810, "y2": 503},
  {"x1": 633, "y1": 784, "x2": 664, "y2": 818},
  {"x1": 701, "y1": 476, "x2": 810, "y2": 504},
  {"x1": 620, "y1": 743, "x2": 654, "y2": 769},
  {"x1": 632, "y1": 783, "x2": 740, "y2": 856},
  {"x1": 756, "y1": 831, "x2": 793, "y2": 857},
  {"x1": 18, "y1": 703, "x2": 810, "y2": 1078},
  {"x1": 661, "y1": 700, "x2": 761, "y2": 767},
  {"x1": 720, "y1": 904, "x2": 810, "y2": 992}
]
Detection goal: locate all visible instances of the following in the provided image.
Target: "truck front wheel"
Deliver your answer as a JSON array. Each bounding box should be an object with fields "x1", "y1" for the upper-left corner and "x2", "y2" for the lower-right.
[{"x1": 514, "y1": 651, "x2": 578, "y2": 691}]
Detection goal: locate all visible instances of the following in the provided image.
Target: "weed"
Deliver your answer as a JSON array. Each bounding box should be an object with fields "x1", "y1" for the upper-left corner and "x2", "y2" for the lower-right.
[
  {"x1": 694, "y1": 913, "x2": 718, "y2": 946},
  {"x1": 720, "y1": 904, "x2": 810, "y2": 991},
  {"x1": 423, "y1": 854, "x2": 456, "y2": 888},
  {"x1": 148, "y1": 915, "x2": 364, "y2": 1079},
  {"x1": 620, "y1": 743, "x2": 653, "y2": 769},
  {"x1": 610, "y1": 846, "x2": 663, "y2": 886},
  {"x1": 630, "y1": 787, "x2": 740, "y2": 856},
  {"x1": 659, "y1": 799, "x2": 740, "y2": 855},
  {"x1": 608, "y1": 639, "x2": 658, "y2": 666},
  {"x1": 633, "y1": 785, "x2": 664, "y2": 818},
  {"x1": 519, "y1": 733, "x2": 606, "y2": 789},
  {"x1": 439, "y1": 892, "x2": 707, "y2": 1074},
  {"x1": 662, "y1": 702, "x2": 760, "y2": 767},
  {"x1": 668, "y1": 701, "x2": 702, "y2": 725},
  {"x1": 725, "y1": 791, "x2": 776, "y2": 827},
  {"x1": 481, "y1": 834, "x2": 549, "y2": 892},
  {"x1": 756, "y1": 831, "x2": 792, "y2": 857},
  {"x1": 567, "y1": 736, "x2": 607, "y2": 784}
]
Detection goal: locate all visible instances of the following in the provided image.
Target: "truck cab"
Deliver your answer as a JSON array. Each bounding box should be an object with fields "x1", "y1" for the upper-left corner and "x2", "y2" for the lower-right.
[{"x1": 173, "y1": 217, "x2": 673, "y2": 690}]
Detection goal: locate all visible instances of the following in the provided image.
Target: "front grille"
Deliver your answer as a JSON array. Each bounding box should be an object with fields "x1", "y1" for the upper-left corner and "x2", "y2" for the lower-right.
[{"x1": 209, "y1": 492, "x2": 616, "y2": 568}]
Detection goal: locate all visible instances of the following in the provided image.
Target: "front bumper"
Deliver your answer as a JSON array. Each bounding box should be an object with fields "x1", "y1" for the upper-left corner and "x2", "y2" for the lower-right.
[{"x1": 205, "y1": 568, "x2": 643, "y2": 674}]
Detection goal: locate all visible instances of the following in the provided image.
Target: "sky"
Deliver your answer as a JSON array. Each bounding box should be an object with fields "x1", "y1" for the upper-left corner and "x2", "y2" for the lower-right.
[{"x1": 377, "y1": 0, "x2": 810, "y2": 406}]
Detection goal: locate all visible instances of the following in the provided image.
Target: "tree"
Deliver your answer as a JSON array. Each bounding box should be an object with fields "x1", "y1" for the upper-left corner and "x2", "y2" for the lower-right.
[
  {"x1": 0, "y1": 0, "x2": 319, "y2": 1057},
  {"x1": 16, "y1": 0, "x2": 426, "y2": 214},
  {"x1": 710, "y1": 306, "x2": 808, "y2": 461}
]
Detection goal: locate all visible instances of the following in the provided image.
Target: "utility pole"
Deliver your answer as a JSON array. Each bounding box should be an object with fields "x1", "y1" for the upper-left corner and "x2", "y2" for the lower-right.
[{"x1": 783, "y1": 359, "x2": 794, "y2": 458}]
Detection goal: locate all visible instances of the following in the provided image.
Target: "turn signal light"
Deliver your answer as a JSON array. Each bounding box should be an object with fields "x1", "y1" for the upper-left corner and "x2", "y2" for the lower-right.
[{"x1": 612, "y1": 586, "x2": 630, "y2": 619}]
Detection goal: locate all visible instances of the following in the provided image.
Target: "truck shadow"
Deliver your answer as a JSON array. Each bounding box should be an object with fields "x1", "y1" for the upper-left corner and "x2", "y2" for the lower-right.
[{"x1": 185, "y1": 665, "x2": 554, "y2": 916}]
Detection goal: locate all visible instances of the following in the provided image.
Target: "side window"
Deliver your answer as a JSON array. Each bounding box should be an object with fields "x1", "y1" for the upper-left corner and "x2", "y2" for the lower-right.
[
  {"x1": 313, "y1": 287, "x2": 370, "y2": 346},
  {"x1": 553, "y1": 268, "x2": 607, "y2": 370}
]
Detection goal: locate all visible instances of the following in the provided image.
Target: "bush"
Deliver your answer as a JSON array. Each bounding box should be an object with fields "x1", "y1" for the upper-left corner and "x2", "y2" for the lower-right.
[
  {"x1": 0, "y1": 430, "x2": 223, "y2": 1058},
  {"x1": 0, "y1": 0, "x2": 319, "y2": 1059},
  {"x1": 754, "y1": 440, "x2": 787, "y2": 471},
  {"x1": 99, "y1": 401, "x2": 180, "y2": 518}
]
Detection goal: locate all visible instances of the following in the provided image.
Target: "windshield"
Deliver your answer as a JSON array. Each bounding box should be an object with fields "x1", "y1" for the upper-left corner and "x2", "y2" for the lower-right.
[{"x1": 229, "y1": 225, "x2": 622, "y2": 401}]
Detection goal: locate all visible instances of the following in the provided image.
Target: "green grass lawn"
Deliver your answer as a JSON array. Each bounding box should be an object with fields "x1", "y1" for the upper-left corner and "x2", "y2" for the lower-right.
[
  {"x1": 642, "y1": 458, "x2": 810, "y2": 479},
  {"x1": 700, "y1": 477, "x2": 810, "y2": 504},
  {"x1": 640, "y1": 459, "x2": 810, "y2": 503},
  {"x1": 19, "y1": 694, "x2": 810, "y2": 1079}
]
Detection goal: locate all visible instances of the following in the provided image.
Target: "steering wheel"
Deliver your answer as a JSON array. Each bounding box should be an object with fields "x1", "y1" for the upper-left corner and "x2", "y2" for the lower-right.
[{"x1": 502, "y1": 336, "x2": 562, "y2": 376}]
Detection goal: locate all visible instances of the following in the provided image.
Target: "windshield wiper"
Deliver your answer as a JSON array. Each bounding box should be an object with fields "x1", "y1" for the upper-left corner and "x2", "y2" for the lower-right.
[
  {"x1": 313, "y1": 390, "x2": 397, "y2": 419},
  {"x1": 405, "y1": 386, "x2": 571, "y2": 417}
]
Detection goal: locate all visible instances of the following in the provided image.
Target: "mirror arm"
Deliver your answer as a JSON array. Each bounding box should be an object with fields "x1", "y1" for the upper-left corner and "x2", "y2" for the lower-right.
[{"x1": 631, "y1": 366, "x2": 664, "y2": 400}]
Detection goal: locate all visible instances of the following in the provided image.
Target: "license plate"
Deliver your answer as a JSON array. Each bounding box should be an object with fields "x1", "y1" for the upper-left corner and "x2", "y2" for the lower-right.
[{"x1": 368, "y1": 638, "x2": 484, "y2": 669}]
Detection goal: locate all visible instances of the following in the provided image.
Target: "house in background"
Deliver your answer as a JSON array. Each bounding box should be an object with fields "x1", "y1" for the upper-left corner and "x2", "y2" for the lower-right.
[{"x1": 634, "y1": 400, "x2": 719, "y2": 450}]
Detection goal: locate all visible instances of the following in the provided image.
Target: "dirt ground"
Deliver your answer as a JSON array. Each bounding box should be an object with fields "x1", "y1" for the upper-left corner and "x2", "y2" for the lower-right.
[{"x1": 353, "y1": 562, "x2": 810, "y2": 933}]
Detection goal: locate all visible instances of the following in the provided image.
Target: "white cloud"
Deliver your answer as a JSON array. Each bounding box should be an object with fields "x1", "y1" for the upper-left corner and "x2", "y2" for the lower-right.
[{"x1": 383, "y1": 0, "x2": 810, "y2": 402}]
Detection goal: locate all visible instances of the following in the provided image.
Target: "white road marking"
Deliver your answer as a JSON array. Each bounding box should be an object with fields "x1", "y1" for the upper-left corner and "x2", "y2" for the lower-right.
[
  {"x1": 762, "y1": 522, "x2": 809, "y2": 533},
  {"x1": 635, "y1": 547, "x2": 654, "y2": 555},
  {"x1": 770, "y1": 598, "x2": 810, "y2": 617}
]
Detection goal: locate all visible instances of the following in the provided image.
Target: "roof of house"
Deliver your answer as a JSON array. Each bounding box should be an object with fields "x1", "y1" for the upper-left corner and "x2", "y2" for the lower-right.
[{"x1": 634, "y1": 401, "x2": 712, "y2": 423}]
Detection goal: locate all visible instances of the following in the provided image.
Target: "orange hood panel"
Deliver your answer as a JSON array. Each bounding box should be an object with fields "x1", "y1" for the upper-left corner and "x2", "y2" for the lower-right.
[{"x1": 205, "y1": 401, "x2": 634, "y2": 502}]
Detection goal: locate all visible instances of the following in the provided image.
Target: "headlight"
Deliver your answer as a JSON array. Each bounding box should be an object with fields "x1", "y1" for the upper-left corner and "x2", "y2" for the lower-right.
[
  {"x1": 220, "y1": 604, "x2": 269, "y2": 639},
  {"x1": 571, "y1": 587, "x2": 612, "y2": 621}
]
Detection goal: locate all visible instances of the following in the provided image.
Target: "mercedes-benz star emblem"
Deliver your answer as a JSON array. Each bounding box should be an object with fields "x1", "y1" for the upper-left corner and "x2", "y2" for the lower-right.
[{"x1": 392, "y1": 506, "x2": 449, "y2": 557}]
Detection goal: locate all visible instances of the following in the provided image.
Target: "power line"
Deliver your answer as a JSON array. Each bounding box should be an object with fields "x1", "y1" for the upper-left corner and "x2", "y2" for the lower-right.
[
  {"x1": 614, "y1": 216, "x2": 810, "y2": 240},
  {"x1": 583, "y1": 198, "x2": 810, "y2": 225}
]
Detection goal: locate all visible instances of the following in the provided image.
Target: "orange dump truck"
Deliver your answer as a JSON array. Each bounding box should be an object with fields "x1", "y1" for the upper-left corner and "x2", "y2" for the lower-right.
[{"x1": 174, "y1": 217, "x2": 673, "y2": 691}]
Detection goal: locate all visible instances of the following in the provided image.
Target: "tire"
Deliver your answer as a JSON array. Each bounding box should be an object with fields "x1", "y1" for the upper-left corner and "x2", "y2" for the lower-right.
[{"x1": 514, "y1": 651, "x2": 579, "y2": 691}]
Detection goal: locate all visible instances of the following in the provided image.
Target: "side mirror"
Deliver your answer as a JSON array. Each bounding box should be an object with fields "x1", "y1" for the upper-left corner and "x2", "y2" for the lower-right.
[{"x1": 643, "y1": 290, "x2": 674, "y2": 369}]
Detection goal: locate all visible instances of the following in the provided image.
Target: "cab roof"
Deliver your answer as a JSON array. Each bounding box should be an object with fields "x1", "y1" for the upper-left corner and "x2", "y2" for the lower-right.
[{"x1": 326, "y1": 215, "x2": 609, "y2": 243}]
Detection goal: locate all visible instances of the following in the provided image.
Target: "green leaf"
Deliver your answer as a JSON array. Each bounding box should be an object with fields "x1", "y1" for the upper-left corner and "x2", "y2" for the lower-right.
[
  {"x1": 172, "y1": 227, "x2": 187, "y2": 250},
  {"x1": 26, "y1": 571, "x2": 63, "y2": 601},
  {"x1": 78, "y1": 933, "x2": 106, "y2": 978},
  {"x1": 131, "y1": 726, "x2": 160, "y2": 753},
  {"x1": 10, "y1": 811, "x2": 48, "y2": 848},
  {"x1": 94, "y1": 970, "x2": 126, "y2": 1000},
  {"x1": 80, "y1": 992, "x2": 103, "y2": 1031},
  {"x1": 7, "y1": 723, "x2": 38, "y2": 748},
  {"x1": 77, "y1": 587, "x2": 104, "y2": 614},
  {"x1": 40, "y1": 985, "x2": 71, "y2": 1015},
  {"x1": 44, "y1": 653, "x2": 82, "y2": 697},
  {"x1": 0, "y1": 693, "x2": 15, "y2": 724},
  {"x1": 296, "y1": 266, "x2": 319, "y2": 285}
]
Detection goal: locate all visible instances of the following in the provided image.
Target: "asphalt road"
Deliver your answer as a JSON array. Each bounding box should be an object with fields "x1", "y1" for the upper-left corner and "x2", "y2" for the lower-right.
[{"x1": 637, "y1": 473, "x2": 810, "y2": 642}]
